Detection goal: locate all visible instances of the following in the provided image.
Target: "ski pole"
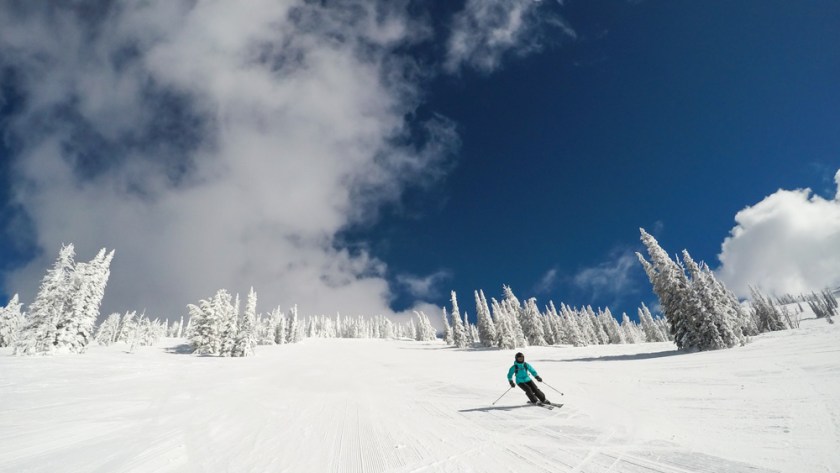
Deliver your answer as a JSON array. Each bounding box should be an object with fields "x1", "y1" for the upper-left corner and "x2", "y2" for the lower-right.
[
  {"x1": 540, "y1": 381, "x2": 564, "y2": 396},
  {"x1": 491, "y1": 387, "x2": 513, "y2": 405}
]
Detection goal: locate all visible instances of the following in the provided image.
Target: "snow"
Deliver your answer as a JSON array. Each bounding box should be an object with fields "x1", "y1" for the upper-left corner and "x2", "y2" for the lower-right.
[{"x1": 1, "y1": 317, "x2": 838, "y2": 472}]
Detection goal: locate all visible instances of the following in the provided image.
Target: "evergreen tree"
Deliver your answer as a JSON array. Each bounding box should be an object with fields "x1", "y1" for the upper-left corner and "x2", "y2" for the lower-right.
[
  {"x1": 94, "y1": 312, "x2": 121, "y2": 346},
  {"x1": 620, "y1": 313, "x2": 640, "y2": 344},
  {"x1": 475, "y1": 290, "x2": 497, "y2": 347},
  {"x1": 232, "y1": 288, "x2": 257, "y2": 357},
  {"x1": 275, "y1": 309, "x2": 288, "y2": 345},
  {"x1": 638, "y1": 303, "x2": 667, "y2": 342},
  {"x1": 750, "y1": 287, "x2": 788, "y2": 332},
  {"x1": 55, "y1": 249, "x2": 114, "y2": 353},
  {"x1": 450, "y1": 291, "x2": 468, "y2": 348},
  {"x1": 15, "y1": 244, "x2": 76, "y2": 355},
  {"x1": 521, "y1": 298, "x2": 547, "y2": 346},
  {"x1": 560, "y1": 304, "x2": 586, "y2": 346},
  {"x1": 0, "y1": 294, "x2": 24, "y2": 348},
  {"x1": 288, "y1": 305, "x2": 301, "y2": 343},
  {"x1": 638, "y1": 229, "x2": 703, "y2": 350},
  {"x1": 491, "y1": 298, "x2": 516, "y2": 349},
  {"x1": 440, "y1": 308, "x2": 453, "y2": 345}
]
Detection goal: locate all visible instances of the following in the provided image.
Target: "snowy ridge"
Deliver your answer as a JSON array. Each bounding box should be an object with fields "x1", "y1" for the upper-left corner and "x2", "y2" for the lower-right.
[{"x1": 1, "y1": 317, "x2": 838, "y2": 472}]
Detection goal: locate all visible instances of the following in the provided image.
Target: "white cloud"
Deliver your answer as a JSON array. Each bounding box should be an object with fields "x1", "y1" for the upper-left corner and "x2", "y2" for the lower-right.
[
  {"x1": 573, "y1": 251, "x2": 639, "y2": 300},
  {"x1": 0, "y1": 1, "x2": 455, "y2": 320},
  {"x1": 395, "y1": 270, "x2": 451, "y2": 299},
  {"x1": 534, "y1": 268, "x2": 558, "y2": 294},
  {"x1": 445, "y1": 0, "x2": 575, "y2": 73},
  {"x1": 716, "y1": 172, "x2": 840, "y2": 297}
]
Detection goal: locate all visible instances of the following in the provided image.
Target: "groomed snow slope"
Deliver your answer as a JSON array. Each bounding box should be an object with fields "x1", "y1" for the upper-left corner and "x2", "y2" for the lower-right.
[{"x1": 1, "y1": 317, "x2": 837, "y2": 473}]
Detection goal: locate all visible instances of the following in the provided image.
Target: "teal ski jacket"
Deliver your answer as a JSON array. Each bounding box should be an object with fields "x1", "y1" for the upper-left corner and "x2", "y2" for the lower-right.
[{"x1": 507, "y1": 361, "x2": 538, "y2": 384}]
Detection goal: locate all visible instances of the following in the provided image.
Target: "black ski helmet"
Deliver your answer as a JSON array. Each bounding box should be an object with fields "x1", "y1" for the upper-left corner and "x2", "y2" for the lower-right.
[{"x1": 514, "y1": 352, "x2": 524, "y2": 360}]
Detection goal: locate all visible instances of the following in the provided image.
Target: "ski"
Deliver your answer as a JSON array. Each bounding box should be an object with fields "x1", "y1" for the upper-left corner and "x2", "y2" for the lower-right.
[{"x1": 530, "y1": 402, "x2": 554, "y2": 410}]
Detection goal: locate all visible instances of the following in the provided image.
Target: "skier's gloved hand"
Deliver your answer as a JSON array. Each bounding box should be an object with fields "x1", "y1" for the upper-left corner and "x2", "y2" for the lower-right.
[
  {"x1": 535, "y1": 376, "x2": 543, "y2": 382},
  {"x1": 509, "y1": 380, "x2": 515, "y2": 388}
]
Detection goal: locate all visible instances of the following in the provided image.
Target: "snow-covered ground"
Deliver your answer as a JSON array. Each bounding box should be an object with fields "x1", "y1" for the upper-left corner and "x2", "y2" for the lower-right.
[{"x1": 1, "y1": 317, "x2": 838, "y2": 473}]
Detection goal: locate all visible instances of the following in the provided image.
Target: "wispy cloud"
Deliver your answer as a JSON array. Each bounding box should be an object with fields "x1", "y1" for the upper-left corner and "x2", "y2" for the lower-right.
[
  {"x1": 533, "y1": 268, "x2": 558, "y2": 295},
  {"x1": 716, "y1": 169, "x2": 840, "y2": 297},
  {"x1": 396, "y1": 270, "x2": 452, "y2": 299},
  {"x1": 0, "y1": 1, "x2": 456, "y2": 320},
  {"x1": 445, "y1": 0, "x2": 576, "y2": 73},
  {"x1": 573, "y1": 251, "x2": 639, "y2": 302}
]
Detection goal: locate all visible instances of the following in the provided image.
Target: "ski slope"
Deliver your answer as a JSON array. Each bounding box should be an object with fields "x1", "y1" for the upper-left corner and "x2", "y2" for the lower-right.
[{"x1": 1, "y1": 317, "x2": 838, "y2": 473}]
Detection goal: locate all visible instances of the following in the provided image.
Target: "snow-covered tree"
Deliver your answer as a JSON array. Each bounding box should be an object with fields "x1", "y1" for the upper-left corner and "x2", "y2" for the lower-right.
[
  {"x1": 750, "y1": 287, "x2": 788, "y2": 333},
  {"x1": 232, "y1": 287, "x2": 258, "y2": 357},
  {"x1": 475, "y1": 290, "x2": 497, "y2": 347},
  {"x1": 15, "y1": 244, "x2": 76, "y2": 355},
  {"x1": 450, "y1": 291, "x2": 468, "y2": 348},
  {"x1": 491, "y1": 298, "x2": 517, "y2": 349},
  {"x1": 620, "y1": 313, "x2": 641, "y2": 344},
  {"x1": 637, "y1": 229, "x2": 706, "y2": 350},
  {"x1": 522, "y1": 298, "x2": 547, "y2": 346},
  {"x1": 638, "y1": 303, "x2": 667, "y2": 342},
  {"x1": 94, "y1": 312, "x2": 121, "y2": 346},
  {"x1": 560, "y1": 304, "x2": 586, "y2": 346},
  {"x1": 0, "y1": 294, "x2": 24, "y2": 348},
  {"x1": 54, "y1": 249, "x2": 114, "y2": 353}
]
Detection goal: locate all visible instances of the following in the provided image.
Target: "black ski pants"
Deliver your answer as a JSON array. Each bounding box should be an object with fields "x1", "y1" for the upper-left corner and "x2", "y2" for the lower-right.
[{"x1": 517, "y1": 380, "x2": 546, "y2": 403}]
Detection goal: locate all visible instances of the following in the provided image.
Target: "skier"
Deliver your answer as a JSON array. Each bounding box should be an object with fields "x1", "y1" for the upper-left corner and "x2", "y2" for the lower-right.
[{"x1": 507, "y1": 352, "x2": 551, "y2": 405}]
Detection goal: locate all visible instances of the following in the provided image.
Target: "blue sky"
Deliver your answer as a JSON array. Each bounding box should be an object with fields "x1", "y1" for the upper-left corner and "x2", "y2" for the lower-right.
[{"x1": 1, "y1": 1, "x2": 839, "y2": 323}]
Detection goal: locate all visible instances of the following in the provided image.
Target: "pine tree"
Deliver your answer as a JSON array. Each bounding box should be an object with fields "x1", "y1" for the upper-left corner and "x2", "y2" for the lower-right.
[
  {"x1": 521, "y1": 298, "x2": 547, "y2": 346},
  {"x1": 15, "y1": 244, "x2": 76, "y2": 355},
  {"x1": 475, "y1": 290, "x2": 497, "y2": 347},
  {"x1": 637, "y1": 229, "x2": 704, "y2": 350},
  {"x1": 559, "y1": 304, "x2": 586, "y2": 346},
  {"x1": 232, "y1": 287, "x2": 258, "y2": 357},
  {"x1": 450, "y1": 291, "x2": 468, "y2": 348},
  {"x1": 275, "y1": 309, "x2": 288, "y2": 345},
  {"x1": 491, "y1": 298, "x2": 516, "y2": 349},
  {"x1": 439, "y1": 308, "x2": 452, "y2": 344},
  {"x1": 620, "y1": 313, "x2": 640, "y2": 343},
  {"x1": 54, "y1": 249, "x2": 114, "y2": 353},
  {"x1": 0, "y1": 294, "x2": 24, "y2": 348},
  {"x1": 598, "y1": 308, "x2": 625, "y2": 344},
  {"x1": 287, "y1": 305, "x2": 300, "y2": 343},
  {"x1": 94, "y1": 312, "x2": 121, "y2": 346},
  {"x1": 750, "y1": 287, "x2": 788, "y2": 332}
]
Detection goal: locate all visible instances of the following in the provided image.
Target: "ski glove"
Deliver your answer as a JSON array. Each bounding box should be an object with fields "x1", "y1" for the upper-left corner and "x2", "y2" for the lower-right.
[
  {"x1": 509, "y1": 380, "x2": 516, "y2": 388},
  {"x1": 535, "y1": 376, "x2": 543, "y2": 382}
]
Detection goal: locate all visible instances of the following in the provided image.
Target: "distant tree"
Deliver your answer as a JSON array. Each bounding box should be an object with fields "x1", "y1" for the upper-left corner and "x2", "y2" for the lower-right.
[
  {"x1": 440, "y1": 308, "x2": 453, "y2": 345},
  {"x1": 521, "y1": 298, "x2": 547, "y2": 346},
  {"x1": 638, "y1": 303, "x2": 667, "y2": 342},
  {"x1": 489, "y1": 298, "x2": 514, "y2": 349},
  {"x1": 750, "y1": 287, "x2": 788, "y2": 333},
  {"x1": 232, "y1": 287, "x2": 258, "y2": 357},
  {"x1": 0, "y1": 294, "x2": 24, "y2": 348},
  {"x1": 475, "y1": 290, "x2": 497, "y2": 347},
  {"x1": 807, "y1": 289, "x2": 838, "y2": 324},
  {"x1": 621, "y1": 313, "x2": 641, "y2": 344},
  {"x1": 94, "y1": 313, "x2": 121, "y2": 346},
  {"x1": 450, "y1": 291, "x2": 468, "y2": 348}
]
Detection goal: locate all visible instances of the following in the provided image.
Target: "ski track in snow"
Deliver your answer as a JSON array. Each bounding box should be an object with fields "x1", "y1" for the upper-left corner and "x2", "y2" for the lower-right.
[{"x1": 1, "y1": 318, "x2": 838, "y2": 472}]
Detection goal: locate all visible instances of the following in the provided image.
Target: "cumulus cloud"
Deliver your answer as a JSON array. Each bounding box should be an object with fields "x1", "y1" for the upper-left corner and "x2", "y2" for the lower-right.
[
  {"x1": 716, "y1": 171, "x2": 840, "y2": 297},
  {"x1": 0, "y1": 1, "x2": 457, "y2": 321},
  {"x1": 573, "y1": 251, "x2": 639, "y2": 301},
  {"x1": 445, "y1": 0, "x2": 575, "y2": 73}
]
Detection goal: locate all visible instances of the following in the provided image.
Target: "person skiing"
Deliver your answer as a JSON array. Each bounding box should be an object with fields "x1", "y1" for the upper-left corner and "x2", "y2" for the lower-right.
[{"x1": 507, "y1": 352, "x2": 550, "y2": 405}]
